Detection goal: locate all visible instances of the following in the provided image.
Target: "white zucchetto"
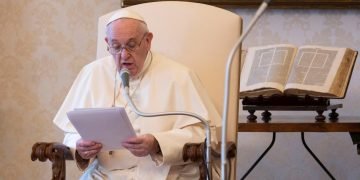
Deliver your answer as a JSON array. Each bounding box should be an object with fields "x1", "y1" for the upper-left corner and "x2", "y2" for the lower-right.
[{"x1": 107, "y1": 9, "x2": 146, "y2": 26}]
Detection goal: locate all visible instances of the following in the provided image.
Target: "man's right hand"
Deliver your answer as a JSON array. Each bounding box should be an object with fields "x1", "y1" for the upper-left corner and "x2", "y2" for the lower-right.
[{"x1": 76, "y1": 139, "x2": 102, "y2": 159}]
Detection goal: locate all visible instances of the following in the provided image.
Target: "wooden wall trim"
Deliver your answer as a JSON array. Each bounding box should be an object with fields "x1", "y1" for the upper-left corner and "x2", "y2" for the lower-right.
[{"x1": 123, "y1": 0, "x2": 360, "y2": 9}]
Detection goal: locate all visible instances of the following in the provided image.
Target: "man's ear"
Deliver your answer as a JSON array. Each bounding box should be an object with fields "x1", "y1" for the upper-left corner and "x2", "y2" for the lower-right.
[
  {"x1": 145, "y1": 32, "x2": 153, "y2": 49},
  {"x1": 105, "y1": 37, "x2": 111, "y2": 51},
  {"x1": 146, "y1": 32, "x2": 153, "y2": 43}
]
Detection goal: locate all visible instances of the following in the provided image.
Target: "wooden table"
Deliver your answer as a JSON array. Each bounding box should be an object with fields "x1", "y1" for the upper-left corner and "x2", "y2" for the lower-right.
[
  {"x1": 237, "y1": 115, "x2": 360, "y2": 180},
  {"x1": 238, "y1": 115, "x2": 360, "y2": 132}
]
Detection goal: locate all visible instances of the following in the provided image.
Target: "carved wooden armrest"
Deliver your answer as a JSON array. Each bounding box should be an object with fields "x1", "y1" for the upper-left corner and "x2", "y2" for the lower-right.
[
  {"x1": 31, "y1": 141, "x2": 236, "y2": 180},
  {"x1": 31, "y1": 142, "x2": 73, "y2": 180},
  {"x1": 183, "y1": 141, "x2": 236, "y2": 179}
]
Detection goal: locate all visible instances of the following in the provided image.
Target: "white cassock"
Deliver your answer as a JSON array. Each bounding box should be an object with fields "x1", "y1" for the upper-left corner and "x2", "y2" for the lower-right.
[{"x1": 53, "y1": 51, "x2": 221, "y2": 180}]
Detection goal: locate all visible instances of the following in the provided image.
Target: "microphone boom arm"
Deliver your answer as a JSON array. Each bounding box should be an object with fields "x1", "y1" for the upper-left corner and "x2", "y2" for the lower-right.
[
  {"x1": 220, "y1": 1, "x2": 271, "y2": 179},
  {"x1": 123, "y1": 87, "x2": 213, "y2": 180}
]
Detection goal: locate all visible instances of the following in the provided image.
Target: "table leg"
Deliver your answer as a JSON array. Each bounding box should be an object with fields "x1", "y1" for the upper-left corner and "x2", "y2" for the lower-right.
[
  {"x1": 241, "y1": 132, "x2": 276, "y2": 180},
  {"x1": 301, "y1": 132, "x2": 335, "y2": 180}
]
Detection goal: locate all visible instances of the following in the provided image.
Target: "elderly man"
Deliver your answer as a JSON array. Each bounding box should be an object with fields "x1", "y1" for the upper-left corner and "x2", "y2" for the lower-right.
[{"x1": 53, "y1": 9, "x2": 221, "y2": 179}]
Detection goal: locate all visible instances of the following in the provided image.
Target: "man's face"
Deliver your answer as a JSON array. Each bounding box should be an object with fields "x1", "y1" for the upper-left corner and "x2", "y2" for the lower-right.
[{"x1": 105, "y1": 19, "x2": 152, "y2": 77}]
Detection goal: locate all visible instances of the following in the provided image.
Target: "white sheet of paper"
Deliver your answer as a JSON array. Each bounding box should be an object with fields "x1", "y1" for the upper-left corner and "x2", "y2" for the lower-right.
[{"x1": 67, "y1": 107, "x2": 136, "y2": 151}]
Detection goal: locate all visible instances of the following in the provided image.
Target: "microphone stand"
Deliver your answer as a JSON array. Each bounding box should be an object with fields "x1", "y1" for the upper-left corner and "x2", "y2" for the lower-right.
[
  {"x1": 122, "y1": 85, "x2": 213, "y2": 180},
  {"x1": 220, "y1": 1, "x2": 271, "y2": 179}
]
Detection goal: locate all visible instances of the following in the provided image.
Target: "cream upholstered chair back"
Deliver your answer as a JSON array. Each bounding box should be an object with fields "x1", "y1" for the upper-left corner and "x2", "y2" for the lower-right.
[{"x1": 97, "y1": 1, "x2": 242, "y2": 178}]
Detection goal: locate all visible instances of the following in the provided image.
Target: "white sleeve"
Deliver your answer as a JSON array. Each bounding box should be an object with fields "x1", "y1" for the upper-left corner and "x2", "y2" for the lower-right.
[
  {"x1": 63, "y1": 132, "x2": 81, "y2": 150},
  {"x1": 151, "y1": 123, "x2": 205, "y2": 166},
  {"x1": 63, "y1": 132, "x2": 91, "y2": 171}
]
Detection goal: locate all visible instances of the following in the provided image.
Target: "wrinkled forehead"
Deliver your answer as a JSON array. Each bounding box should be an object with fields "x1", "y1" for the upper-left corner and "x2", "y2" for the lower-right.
[
  {"x1": 106, "y1": 18, "x2": 144, "y2": 39},
  {"x1": 106, "y1": 9, "x2": 148, "y2": 40}
]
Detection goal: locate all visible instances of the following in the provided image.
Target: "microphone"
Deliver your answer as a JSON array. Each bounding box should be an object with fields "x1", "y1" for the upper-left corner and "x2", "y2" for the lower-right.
[
  {"x1": 220, "y1": 0, "x2": 271, "y2": 179},
  {"x1": 120, "y1": 68, "x2": 130, "y2": 89},
  {"x1": 120, "y1": 66, "x2": 213, "y2": 180}
]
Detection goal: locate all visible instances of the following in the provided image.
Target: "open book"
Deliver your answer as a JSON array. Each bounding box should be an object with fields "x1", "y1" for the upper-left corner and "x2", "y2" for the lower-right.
[{"x1": 240, "y1": 44, "x2": 357, "y2": 99}]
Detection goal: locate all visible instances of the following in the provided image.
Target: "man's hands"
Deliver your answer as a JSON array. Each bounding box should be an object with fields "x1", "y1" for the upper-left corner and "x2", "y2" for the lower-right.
[
  {"x1": 76, "y1": 134, "x2": 160, "y2": 159},
  {"x1": 122, "y1": 134, "x2": 160, "y2": 157},
  {"x1": 76, "y1": 139, "x2": 102, "y2": 159}
]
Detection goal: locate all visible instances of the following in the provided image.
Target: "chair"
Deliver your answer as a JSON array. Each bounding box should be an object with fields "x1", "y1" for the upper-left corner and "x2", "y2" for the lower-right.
[{"x1": 31, "y1": 1, "x2": 242, "y2": 179}]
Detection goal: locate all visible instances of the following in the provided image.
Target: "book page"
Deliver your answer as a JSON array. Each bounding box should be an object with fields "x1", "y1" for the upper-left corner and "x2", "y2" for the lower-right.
[
  {"x1": 285, "y1": 46, "x2": 347, "y2": 96},
  {"x1": 240, "y1": 44, "x2": 297, "y2": 96},
  {"x1": 330, "y1": 49, "x2": 357, "y2": 98}
]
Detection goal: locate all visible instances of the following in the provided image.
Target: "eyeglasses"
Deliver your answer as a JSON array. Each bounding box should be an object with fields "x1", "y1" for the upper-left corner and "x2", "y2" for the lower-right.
[{"x1": 107, "y1": 33, "x2": 147, "y2": 55}]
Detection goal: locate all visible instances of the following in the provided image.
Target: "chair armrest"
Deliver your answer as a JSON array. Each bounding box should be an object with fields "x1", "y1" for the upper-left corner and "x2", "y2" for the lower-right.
[
  {"x1": 31, "y1": 142, "x2": 73, "y2": 180},
  {"x1": 183, "y1": 141, "x2": 236, "y2": 161},
  {"x1": 183, "y1": 141, "x2": 236, "y2": 179},
  {"x1": 31, "y1": 141, "x2": 237, "y2": 180}
]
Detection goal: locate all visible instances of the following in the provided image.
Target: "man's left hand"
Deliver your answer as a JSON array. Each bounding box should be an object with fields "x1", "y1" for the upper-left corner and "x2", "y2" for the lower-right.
[{"x1": 122, "y1": 134, "x2": 160, "y2": 157}]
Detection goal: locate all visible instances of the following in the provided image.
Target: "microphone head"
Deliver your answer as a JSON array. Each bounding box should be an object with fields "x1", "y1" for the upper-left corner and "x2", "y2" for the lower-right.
[{"x1": 119, "y1": 68, "x2": 130, "y2": 88}]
